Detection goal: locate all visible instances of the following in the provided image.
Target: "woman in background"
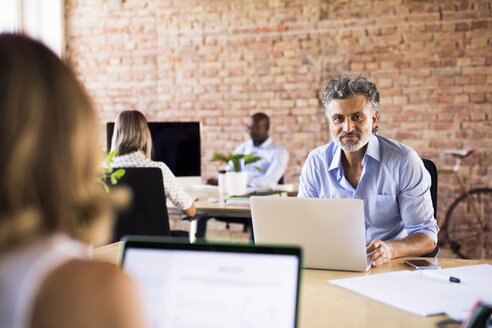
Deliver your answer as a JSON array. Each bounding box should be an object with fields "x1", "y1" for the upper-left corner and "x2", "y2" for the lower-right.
[
  {"x1": 0, "y1": 34, "x2": 146, "y2": 328},
  {"x1": 110, "y1": 110, "x2": 197, "y2": 217}
]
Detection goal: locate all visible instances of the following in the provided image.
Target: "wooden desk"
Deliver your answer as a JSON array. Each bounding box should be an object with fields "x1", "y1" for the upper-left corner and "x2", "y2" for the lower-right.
[
  {"x1": 167, "y1": 188, "x2": 252, "y2": 218},
  {"x1": 299, "y1": 257, "x2": 491, "y2": 328},
  {"x1": 93, "y1": 242, "x2": 492, "y2": 328},
  {"x1": 167, "y1": 188, "x2": 252, "y2": 241}
]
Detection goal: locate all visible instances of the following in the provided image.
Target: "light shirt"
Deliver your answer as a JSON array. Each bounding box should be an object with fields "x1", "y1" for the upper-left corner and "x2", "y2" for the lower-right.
[
  {"x1": 0, "y1": 234, "x2": 89, "y2": 328},
  {"x1": 298, "y1": 134, "x2": 438, "y2": 243},
  {"x1": 111, "y1": 151, "x2": 194, "y2": 212},
  {"x1": 226, "y1": 137, "x2": 289, "y2": 188}
]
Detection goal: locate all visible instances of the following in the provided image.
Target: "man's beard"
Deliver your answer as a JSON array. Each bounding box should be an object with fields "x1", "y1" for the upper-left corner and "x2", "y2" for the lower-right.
[{"x1": 331, "y1": 130, "x2": 371, "y2": 152}]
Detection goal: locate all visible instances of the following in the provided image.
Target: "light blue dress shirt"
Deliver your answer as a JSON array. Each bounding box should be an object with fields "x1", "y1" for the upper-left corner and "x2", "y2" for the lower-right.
[
  {"x1": 298, "y1": 134, "x2": 438, "y2": 243},
  {"x1": 227, "y1": 137, "x2": 289, "y2": 187}
]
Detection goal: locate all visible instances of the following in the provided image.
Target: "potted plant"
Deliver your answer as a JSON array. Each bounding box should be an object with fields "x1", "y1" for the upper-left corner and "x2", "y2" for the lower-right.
[
  {"x1": 212, "y1": 152, "x2": 261, "y2": 195},
  {"x1": 101, "y1": 151, "x2": 126, "y2": 192}
]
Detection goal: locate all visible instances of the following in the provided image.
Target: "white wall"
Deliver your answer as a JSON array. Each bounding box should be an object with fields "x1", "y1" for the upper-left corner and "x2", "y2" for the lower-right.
[
  {"x1": 0, "y1": 0, "x2": 63, "y2": 57},
  {"x1": 0, "y1": 0, "x2": 18, "y2": 33}
]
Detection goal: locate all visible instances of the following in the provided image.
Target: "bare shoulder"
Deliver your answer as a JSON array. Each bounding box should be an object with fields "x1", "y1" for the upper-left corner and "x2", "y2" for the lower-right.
[{"x1": 32, "y1": 259, "x2": 146, "y2": 328}]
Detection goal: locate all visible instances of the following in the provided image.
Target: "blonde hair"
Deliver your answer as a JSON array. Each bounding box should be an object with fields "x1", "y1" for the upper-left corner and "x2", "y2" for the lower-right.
[
  {"x1": 0, "y1": 34, "x2": 113, "y2": 251},
  {"x1": 111, "y1": 110, "x2": 153, "y2": 158}
]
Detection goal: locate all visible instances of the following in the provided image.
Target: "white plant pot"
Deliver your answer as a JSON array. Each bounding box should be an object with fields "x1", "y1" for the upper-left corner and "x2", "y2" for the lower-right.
[{"x1": 225, "y1": 171, "x2": 248, "y2": 196}]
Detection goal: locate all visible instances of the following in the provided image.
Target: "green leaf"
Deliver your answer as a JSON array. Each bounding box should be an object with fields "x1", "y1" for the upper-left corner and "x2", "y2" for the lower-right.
[
  {"x1": 111, "y1": 168, "x2": 126, "y2": 179},
  {"x1": 243, "y1": 152, "x2": 261, "y2": 165},
  {"x1": 231, "y1": 159, "x2": 240, "y2": 172},
  {"x1": 102, "y1": 166, "x2": 112, "y2": 174},
  {"x1": 105, "y1": 150, "x2": 116, "y2": 167},
  {"x1": 99, "y1": 151, "x2": 126, "y2": 192},
  {"x1": 211, "y1": 153, "x2": 230, "y2": 163},
  {"x1": 210, "y1": 152, "x2": 262, "y2": 172},
  {"x1": 230, "y1": 154, "x2": 243, "y2": 161},
  {"x1": 254, "y1": 166, "x2": 264, "y2": 173}
]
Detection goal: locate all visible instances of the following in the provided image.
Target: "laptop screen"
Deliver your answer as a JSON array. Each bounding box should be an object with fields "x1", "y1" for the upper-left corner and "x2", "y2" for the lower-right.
[{"x1": 120, "y1": 238, "x2": 301, "y2": 328}]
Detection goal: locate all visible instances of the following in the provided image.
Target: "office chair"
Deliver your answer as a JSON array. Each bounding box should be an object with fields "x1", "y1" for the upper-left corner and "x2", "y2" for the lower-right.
[
  {"x1": 107, "y1": 167, "x2": 195, "y2": 242},
  {"x1": 422, "y1": 158, "x2": 440, "y2": 258}
]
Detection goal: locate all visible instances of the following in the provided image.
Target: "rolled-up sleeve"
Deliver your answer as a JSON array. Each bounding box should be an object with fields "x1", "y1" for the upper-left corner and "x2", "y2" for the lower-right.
[{"x1": 398, "y1": 151, "x2": 439, "y2": 243}]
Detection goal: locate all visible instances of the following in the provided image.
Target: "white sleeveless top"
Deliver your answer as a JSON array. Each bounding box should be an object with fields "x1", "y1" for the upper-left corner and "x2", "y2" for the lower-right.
[{"x1": 0, "y1": 233, "x2": 89, "y2": 328}]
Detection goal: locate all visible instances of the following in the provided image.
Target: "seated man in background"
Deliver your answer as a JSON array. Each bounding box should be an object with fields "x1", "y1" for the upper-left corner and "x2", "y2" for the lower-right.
[
  {"x1": 209, "y1": 112, "x2": 289, "y2": 188},
  {"x1": 229, "y1": 112, "x2": 289, "y2": 188},
  {"x1": 201, "y1": 112, "x2": 289, "y2": 238},
  {"x1": 298, "y1": 74, "x2": 438, "y2": 267}
]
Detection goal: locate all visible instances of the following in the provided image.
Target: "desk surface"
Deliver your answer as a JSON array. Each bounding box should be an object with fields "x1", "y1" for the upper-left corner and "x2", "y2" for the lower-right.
[
  {"x1": 168, "y1": 187, "x2": 252, "y2": 217},
  {"x1": 92, "y1": 242, "x2": 492, "y2": 328}
]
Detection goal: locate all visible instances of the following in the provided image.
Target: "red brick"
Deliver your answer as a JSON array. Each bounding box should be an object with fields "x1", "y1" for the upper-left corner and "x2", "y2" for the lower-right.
[
  {"x1": 470, "y1": 94, "x2": 486, "y2": 103},
  {"x1": 456, "y1": 22, "x2": 472, "y2": 31},
  {"x1": 472, "y1": 20, "x2": 489, "y2": 29}
]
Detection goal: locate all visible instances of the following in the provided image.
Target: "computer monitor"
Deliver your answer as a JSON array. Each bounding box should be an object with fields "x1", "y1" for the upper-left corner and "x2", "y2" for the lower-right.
[{"x1": 106, "y1": 122, "x2": 201, "y2": 178}]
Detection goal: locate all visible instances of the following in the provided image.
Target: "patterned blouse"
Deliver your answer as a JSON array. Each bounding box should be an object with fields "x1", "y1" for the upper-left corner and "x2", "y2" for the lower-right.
[{"x1": 111, "y1": 151, "x2": 194, "y2": 212}]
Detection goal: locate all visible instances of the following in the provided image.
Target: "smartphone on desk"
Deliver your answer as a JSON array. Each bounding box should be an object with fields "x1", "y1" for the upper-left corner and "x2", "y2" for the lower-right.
[{"x1": 404, "y1": 259, "x2": 441, "y2": 270}]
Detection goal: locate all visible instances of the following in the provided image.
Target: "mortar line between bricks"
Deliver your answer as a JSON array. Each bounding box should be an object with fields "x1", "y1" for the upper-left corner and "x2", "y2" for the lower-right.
[{"x1": 156, "y1": 18, "x2": 492, "y2": 40}]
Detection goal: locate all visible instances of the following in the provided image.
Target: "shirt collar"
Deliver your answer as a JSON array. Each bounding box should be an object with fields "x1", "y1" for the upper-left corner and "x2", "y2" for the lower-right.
[
  {"x1": 328, "y1": 146, "x2": 342, "y2": 172},
  {"x1": 328, "y1": 134, "x2": 380, "y2": 175},
  {"x1": 113, "y1": 150, "x2": 145, "y2": 162},
  {"x1": 364, "y1": 134, "x2": 380, "y2": 163},
  {"x1": 251, "y1": 136, "x2": 273, "y2": 149}
]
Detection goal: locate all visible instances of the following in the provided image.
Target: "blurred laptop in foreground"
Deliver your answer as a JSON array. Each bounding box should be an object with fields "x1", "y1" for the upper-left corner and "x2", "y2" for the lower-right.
[{"x1": 120, "y1": 236, "x2": 302, "y2": 328}]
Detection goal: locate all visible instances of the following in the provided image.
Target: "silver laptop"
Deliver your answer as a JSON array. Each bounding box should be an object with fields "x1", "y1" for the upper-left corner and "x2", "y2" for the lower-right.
[
  {"x1": 119, "y1": 236, "x2": 302, "y2": 328},
  {"x1": 251, "y1": 197, "x2": 370, "y2": 272}
]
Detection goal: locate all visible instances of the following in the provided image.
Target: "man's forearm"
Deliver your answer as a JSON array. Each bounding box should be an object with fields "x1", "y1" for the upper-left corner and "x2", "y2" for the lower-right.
[{"x1": 386, "y1": 233, "x2": 436, "y2": 258}]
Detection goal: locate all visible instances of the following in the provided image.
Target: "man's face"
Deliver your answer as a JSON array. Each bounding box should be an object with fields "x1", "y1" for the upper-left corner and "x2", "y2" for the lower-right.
[
  {"x1": 248, "y1": 117, "x2": 269, "y2": 146},
  {"x1": 326, "y1": 95, "x2": 377, "y2": 153}
]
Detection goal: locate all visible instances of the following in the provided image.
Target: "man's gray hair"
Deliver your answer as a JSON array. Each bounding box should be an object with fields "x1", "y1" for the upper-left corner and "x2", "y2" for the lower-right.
[{"x1": 321, "y1": 74, "x2": 380, "y2": 133}]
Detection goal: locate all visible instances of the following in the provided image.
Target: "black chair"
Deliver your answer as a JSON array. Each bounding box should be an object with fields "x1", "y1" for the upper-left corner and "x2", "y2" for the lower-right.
[
  {"x1": 422, "y1": 158, "x2": 439, "y2": 258},
  {"x1": 107, "y1": 167, "x2": 190, "y2": 242}
]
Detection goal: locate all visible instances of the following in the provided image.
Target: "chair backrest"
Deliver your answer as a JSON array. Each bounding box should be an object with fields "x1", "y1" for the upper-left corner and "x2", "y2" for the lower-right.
[
  {"x1": 108, "y1": 167, "x2": 170, "y2": 242},
  {"x1": 421, "y1": 158, "x2": 439, "y2": 257},
  {"x1": 422, "y1": 158, "x2": 438, "y2": 219}
]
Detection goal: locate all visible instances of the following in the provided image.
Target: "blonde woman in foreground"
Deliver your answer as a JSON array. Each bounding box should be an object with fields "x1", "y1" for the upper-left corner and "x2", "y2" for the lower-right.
[{"x1": 0, "y1": 34, "x2": 146, "y2": 328}]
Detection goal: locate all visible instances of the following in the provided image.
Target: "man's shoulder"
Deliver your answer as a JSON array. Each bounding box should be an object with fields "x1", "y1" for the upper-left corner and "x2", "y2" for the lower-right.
[
  {"x1": 233, "y1": 140, "x2": 252, "y2": 153},
  {"x1": 376, "y1": 135, "x2": 421, "y2": 167},
  {"x1": 377, "y1": 135, "x2": 415, "y2": 157},
  {"x1": 307, "y1": 142, "x2": 335, "y2": 161},
  {"x1": 268, "y1": 138, "x2": 288, "y2": 153}
]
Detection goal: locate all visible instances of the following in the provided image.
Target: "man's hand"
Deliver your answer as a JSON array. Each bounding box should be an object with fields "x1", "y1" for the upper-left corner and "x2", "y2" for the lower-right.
[
  {"x1": 366, "y1": 239, "x2": 393, "y2": 267},
  {"x1": 366, "y1": 233, "x2": 436, "y2": 267}
]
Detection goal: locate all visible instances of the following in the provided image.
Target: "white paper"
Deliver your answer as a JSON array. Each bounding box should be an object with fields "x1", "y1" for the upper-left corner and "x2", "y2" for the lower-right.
[
  {"x1": 192, "y1": 184, "x2": 218, "y2": 191},
  {"x1": 329, "y1": 264, "x2": 492, "y2": 318}
]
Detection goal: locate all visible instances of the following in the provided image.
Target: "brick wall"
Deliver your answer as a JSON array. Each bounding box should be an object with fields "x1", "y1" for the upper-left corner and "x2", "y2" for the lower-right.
[{"x1": 66, "y1": 0, "x2": 492, "y2": 224}]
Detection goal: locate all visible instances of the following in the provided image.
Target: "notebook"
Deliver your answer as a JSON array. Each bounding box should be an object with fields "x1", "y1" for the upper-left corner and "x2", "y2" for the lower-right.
[
  {"x1": 250, "y1": 196, "x2": 371, "y2": 272},
  {"x1": 119, "y1": 236, "x2": 302, "y2": 328}
]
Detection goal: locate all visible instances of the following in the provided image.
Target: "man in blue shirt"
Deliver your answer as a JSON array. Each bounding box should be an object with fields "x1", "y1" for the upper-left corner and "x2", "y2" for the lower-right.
[
  {"x1": 226, "y1": 112, "x2": 289, "y2": 188},
  {"x1": 200, "y1": 113, "x2": 289, "y2": 239},
  {"x1": 298, "y1": 74, "x2": 438, "y2": 267}
]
